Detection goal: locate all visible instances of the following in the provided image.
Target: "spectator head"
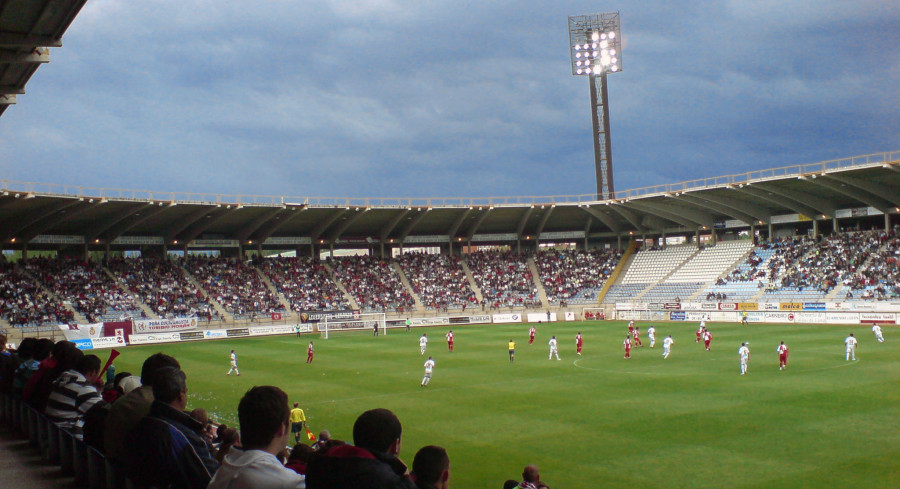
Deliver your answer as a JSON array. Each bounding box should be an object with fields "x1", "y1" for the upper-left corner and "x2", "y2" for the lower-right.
[
  {"x1": 140, "y1": 353, "x2": 180, "y2": 388},
  {"x1": 353, "y1": 408, "x2": 403, "y2": 455},
  {"x1": 152, "y1": 366, "x2": 187, "y2": 409},
  {"x1": 237, "y1": 385, "x2": 291, "y2": 452},
  {"x1": 191, "y1": 408, "x2": 209, "y2": 426},
  {"x1": 318, "y1": 430, "x2": 331, "y2": 443},
  {"x1": 51, "y1": 340, "x2": 76, "y2": 360},
  {"x1": 288, "y1": 443, "x2": 313, "y2": 463},
  {"x1": 412, "y1": 445, "x2": 450, "y2": 489},
  {"x1": 294, "y1": 402, "x2": 299, "y2": 408},
  {"x1": 118, "y1": 374, "x2": 141, "y2": 395},
  {"x1": 77, "y1": 354, "x2": 102, "y2": 377},
  {"x1": 55, "y1": 344, "x2": 84, "y2": 373},
  {"x1": 33, "y1": 338, "x2": 54, "y2": 361},
  {"x1": 0, "y1": 333, "x2": 6, "y2": 352},
  {"x1": 503, "y1": 481, "x2": 519, "y2": 489},
  {"x1": 523, "y1": 464, "x2": 540, "y2": 484},
  {"x1": 16, "y1": 337, "x2": 36, "y2": 360}
]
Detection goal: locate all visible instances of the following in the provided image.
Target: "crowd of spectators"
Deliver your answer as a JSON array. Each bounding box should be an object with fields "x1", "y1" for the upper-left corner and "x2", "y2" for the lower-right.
[
  {"x1": 466, "y1": 251, "x2": 539, "y2": 309},
  {"x1": 535, "y1": 249, "x2": 621, "y2": 304},
  {"x1": 5, "y1": 339, "x2": 563, "y2": 489},
  {"x1": 0, "y1": 261, "x2": 74, "y2": 327},
  {"x1": 106, "y1": 256, "x2": 208, "y2": 319},
  {"x1": 396, "y1": 252, "x2": 477, "y2": 311},
  {"x1": 185, "y1": 256, "x2": 285, "y2": 319},
  {"x1": 256, "y1": 257, "x2": 351, "y2": 312},
  {"x1": 842, "y1": 232, "x2": 900, "y2": 299},
  {"x1": 22, "y1": 257, "x2": 139, "y2": 323},
  {"x1": 329, "y1": 255, "x2": 416, "y2": 312}
]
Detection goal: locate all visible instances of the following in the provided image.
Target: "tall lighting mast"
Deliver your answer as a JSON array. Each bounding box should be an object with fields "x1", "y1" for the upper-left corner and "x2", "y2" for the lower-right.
[{"x1": 568, "y1": 12, "x2": 622, "y2": 200}]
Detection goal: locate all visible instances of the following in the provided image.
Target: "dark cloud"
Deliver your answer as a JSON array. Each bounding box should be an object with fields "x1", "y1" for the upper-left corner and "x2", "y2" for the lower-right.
[{"x1": 1, "y1": 0, "x2": 897, "y2": 200}]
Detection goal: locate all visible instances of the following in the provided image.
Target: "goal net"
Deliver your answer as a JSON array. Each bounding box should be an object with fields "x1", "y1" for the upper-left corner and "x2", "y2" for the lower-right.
[
  {"x1": 581, "y1": 306, "x2": 608, "y2": 321},
  {"x1": 321, "y1": 313, "x2": 387, "y2": 339}
]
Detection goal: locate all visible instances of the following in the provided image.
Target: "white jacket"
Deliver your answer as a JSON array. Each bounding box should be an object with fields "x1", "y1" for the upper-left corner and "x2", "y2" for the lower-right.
[{"x1": 208, "y1": 448, "x2": 306, "y2": 489}]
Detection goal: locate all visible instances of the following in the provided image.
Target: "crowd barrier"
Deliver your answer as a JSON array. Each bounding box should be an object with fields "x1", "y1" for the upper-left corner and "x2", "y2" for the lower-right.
[{"x1": 0, "y1": 390, "x2": 141, "y2": 489}]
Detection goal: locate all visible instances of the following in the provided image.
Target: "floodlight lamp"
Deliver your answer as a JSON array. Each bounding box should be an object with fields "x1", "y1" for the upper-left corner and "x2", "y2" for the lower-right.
[
  {"x1": 610, "y1": 49, "x2": 616, "y2": 56},
  {"x1": 592, "y1": 43, "x2": 598, "y2": 49},
  {"x1": 576, "y1": 68, "x2": 583, "y2": 74},
  {"x1": 610, "y1": 65, "x2": 618, "y2": 72},
  {"x1": 591, "y1": 32, "x2": 599, "y2": 41},
  {"x1": 592, "y1": 51, "x2": 599, "y2": 57},
  {"x1": 593, "y1": 66, "x2": 601, "y2": 74},
  {"x1": 574, "y1": 45, "x2": 580, "y2": 51},
  {"x1": 609, "y1": 31, "x2": 615, "y2": 39},
  {"x1": 575, "y1": 52, "x2": 581, "y2": 58},
  {"x1": 600, "y1": 40, "x2": 608, "y2": 48},
  {"x1": 600, "y1": 33, "x2": 607, "y2": 40}
]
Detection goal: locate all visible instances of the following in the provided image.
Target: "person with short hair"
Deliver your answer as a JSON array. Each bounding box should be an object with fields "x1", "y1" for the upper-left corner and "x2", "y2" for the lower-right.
[
  {"x1": 227, "y1": 349, "x2": 241, "y2": 376},
  {"x1": 125, "y1": 366, "x2": 219, "y2": 489},
  {"x1": 872, "y1": 324, "x2": 885, "y2": 343},
  {"x1": 632, "y1": 327, "x2": 643, "y2": 347},
  {"x1": 647, "y1": 325, "x2": 656, "y2": 348},
  {"x1": 412, "y1": 445, "x2": 450, "y2": 489},
  {"x1": 508, "y1": 339, "x2": 516, "y2": 363},
  {"x1": 208, "y1": 385, "x2": 307, "y2": 489},
  {"x1": 104, "y1": 352, "x2": 180, "y2": 462},
  {"x1": 777, "y1": 341, "x2": 789, "y2": 370},
  {"x1": 738, "y1": 342, "x2": 751, "y2": 375},
  {"x1": 623, "y1": 335, "x2": 632, "y2": 359},
  {"x1": 702, "y1": 328, "x2": 713, "y2": 351},
  {"x1": 291, "y1": 402, "x2": 307, "y2": 443},
  {"x1": 445, "y1": 331, "x2": 454, "y2": 352},
  {"x1": 421, "y1": 357, "x2": 435, "y2": 387},
  {"x1": 419, "y1": 334, "x2": 428, "y2": 355},
  {"x1": 307, "y1": 341, "x2": 315, "y2": 364},
  {"x1": 311, "y1": 430, "x2": 331, "y2": 452},
  {"x1": 528, "y1": 326, "x2": 536, "y2": 345},
  {"x1": 575, "y1": 332, "x2": 583, "y2": 356},
  {"x1": 662, "y1": 335, "x2": 674, "y2": 359},
  {"x1": 548, "y1": 336, "x2": 559, "y2": 361},
  {"x1": 518, "y1": 464, "x2": 546, "y2": 489},
  {"x1": 845, "y1": 333, "x2": 858, "y2": 361},
  {"x1": 45, "y1": 353, "x2": 106, "y2": 440},
  {"x1": 306, "y1": 408, "x2": 416, "y2": 489}
]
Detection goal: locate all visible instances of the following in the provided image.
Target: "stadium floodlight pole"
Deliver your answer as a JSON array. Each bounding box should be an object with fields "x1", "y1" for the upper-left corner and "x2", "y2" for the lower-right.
[{"x1": 568, "y1": 12, "x2": 622, "y2": 200}]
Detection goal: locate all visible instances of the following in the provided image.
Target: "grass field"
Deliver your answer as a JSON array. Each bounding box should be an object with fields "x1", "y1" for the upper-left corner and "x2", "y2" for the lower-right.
[{"x1": 109, "y1": 321, "x2": 900, "y2": 489}]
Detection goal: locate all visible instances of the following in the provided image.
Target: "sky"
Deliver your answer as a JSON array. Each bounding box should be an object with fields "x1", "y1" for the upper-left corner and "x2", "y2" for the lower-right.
[{"x1": 1, "y1": 0, "x2": 898, "y2": 201}]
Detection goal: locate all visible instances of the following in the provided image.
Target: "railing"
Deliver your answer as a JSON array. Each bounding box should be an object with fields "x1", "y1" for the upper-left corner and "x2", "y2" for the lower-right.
[{"x1": 1, "y1": 150, "x2": 897, "y2": 207}]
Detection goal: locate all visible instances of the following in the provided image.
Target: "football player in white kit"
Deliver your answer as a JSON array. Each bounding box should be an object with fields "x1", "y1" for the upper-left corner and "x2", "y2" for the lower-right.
[
  {"x1": 419, "y1": 333, "x2": 428, "y2": 355},
  {"x1": 421, "y1": 356, "x2": 435, "y2": 386},
  {"x1": 548, "y1": 336, "x2": 560, "y2": 360},
  {"x1": 738, "y1": 342, "x2": 750, "y2": 375},
  {"x1": 872, "y1": 324, "x2": 885, "y2": 343},
  {"x1": 647, "y1": 325, "x2": 656, "y2": 348},
  {"x1": 844, "y1": 333, "x2": 858, "y2": 360},
  {"x1": 662, "y1": 335, "x2": 674, "y2": 359}
]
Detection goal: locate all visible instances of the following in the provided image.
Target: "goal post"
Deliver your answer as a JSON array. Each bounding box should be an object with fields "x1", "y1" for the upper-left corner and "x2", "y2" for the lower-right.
[{"x1": 321, "y1": 312, "x2": 387, "y2": 339}]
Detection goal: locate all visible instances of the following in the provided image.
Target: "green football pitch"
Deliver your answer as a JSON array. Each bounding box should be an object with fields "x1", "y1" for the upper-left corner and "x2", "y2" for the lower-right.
[{"x1": 110, "y1": 321, "x2": 899, "y2": 489}]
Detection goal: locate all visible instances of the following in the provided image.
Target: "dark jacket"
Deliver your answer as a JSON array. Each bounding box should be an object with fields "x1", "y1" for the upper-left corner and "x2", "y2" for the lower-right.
[
  {"x1": 306, "y1": 444, "x2": 416, "y2": 489},
  {"x1": 124, "y1": 400, "x2": 219, "y2": 489}
]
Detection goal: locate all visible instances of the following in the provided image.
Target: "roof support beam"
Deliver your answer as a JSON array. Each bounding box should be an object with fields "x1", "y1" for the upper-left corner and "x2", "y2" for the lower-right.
[
  {"x1": 0, "y1": 48, "x2": 49, "y2": 63},
  {"x1": 606, "y1": 204, "x2": 647, "y2": 233},
  {"x1": 732, "y1": 185, "x2": 827, "y2": 219},
  {"x1": 379, "y1": 209, "x2": 412, "y2": 241},
  {"x1": 750, "y1": 182, "x2": 836, "y2": 217},
  {"x1": 678, "y1": 194, "x2": 765, "y2": 226},
  {"x1": 533, "y1": 206, "x2": 555, "y2": 239},
  {"x1": 327, "y1": 209, "x2": 368, "y2": 243},
  {"x1": 0, "y1": 33, "x2": 62, "y2": 48},
  {"x1": 398, "y1": 209, "x2": 430, "y2": 243},
  {"x1": 252, "y1": 206, "x2": 306, "y2": 243},
  {"x1": 447, "y1": 208, "x2": 472, "y2": 240},
  {"x1": 100, "y1": 202, "x2": 173, "y2": 242},
  {"x1": 579, "y1": 205, "x2": 621, "y2": 233},
  {"x1": 819, "y1": 174, "x2": 900, "y2": 210},
  {"x1": 235, "y1": 207, "x2": 286, "y2": 242},
  {"x1": 465, "y1": 209, "x2": 491, "y2": 241}
]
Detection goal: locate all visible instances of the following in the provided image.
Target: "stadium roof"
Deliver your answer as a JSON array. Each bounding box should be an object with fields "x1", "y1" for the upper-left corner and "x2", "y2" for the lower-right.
[
  {"x1": 0, "y1": 0, "x2": 87, "y2": 118},
  {"x1": 1, "y1": 151, "x2": 898, "y2": 250}
]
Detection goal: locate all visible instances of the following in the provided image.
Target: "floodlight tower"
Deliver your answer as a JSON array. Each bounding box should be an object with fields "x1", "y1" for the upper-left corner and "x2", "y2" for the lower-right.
[{"x1": 568, "y1": 12, "x2": 622, "y2": 200}]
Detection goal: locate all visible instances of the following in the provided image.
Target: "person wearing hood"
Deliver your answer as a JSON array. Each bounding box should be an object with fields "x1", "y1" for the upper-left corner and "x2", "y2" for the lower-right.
[{"x1": 208, "y1": 385, "x2": 306, "y2": 489}]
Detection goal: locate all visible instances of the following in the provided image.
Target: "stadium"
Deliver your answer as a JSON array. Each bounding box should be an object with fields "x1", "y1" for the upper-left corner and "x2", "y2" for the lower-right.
[{"x1": 1, "y1": 2, "x2": 899, "y2": 489}]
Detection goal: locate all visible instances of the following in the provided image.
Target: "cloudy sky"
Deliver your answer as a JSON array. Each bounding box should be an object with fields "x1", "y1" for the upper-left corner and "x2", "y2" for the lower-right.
[{"x1": 1, "y1": 0, "x2": 897, "y2": 200}]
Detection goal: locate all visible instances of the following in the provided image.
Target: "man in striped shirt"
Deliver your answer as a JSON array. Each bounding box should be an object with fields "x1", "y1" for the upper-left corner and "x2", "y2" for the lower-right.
[{"x1": 45, "y1": 352, "x2": 106, "y2": 440}]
